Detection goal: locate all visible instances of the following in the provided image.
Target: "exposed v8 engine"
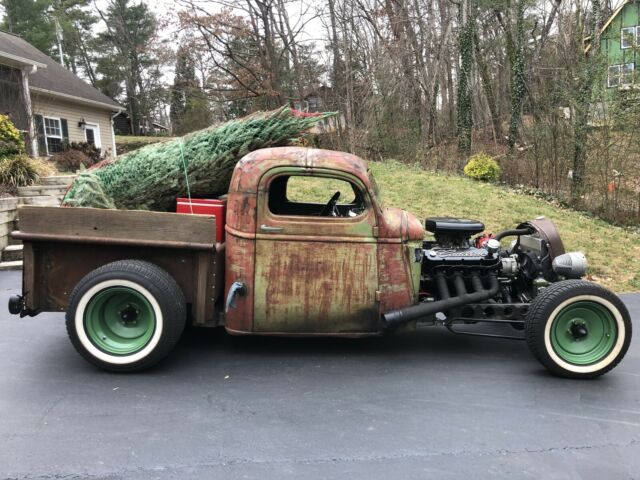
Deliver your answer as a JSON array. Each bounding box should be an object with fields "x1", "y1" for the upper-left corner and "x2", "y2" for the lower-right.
[
  {"x1": 383, "y1": 215, "x2": 589, "y2": 329},
  {"x1": 421, "y1": 217, "x2": 500, "y2": 270}
]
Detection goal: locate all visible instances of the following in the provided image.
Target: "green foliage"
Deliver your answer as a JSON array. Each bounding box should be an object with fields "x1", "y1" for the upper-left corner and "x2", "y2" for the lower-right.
[
  {"x1": 0, "y1": 115, "x2": 25, "y2": 158},
  {"x1": 508, "y1": 0, "x2": 526, "y2": 149},
  {"x1": 457, "y1": 14, "x2": 474, "y2": 156},
  {"x1": 49, "y1": 0, "x2": 98, "y2": 74},
  {"x1": 0, "y1": 0, "x2": 56, "y2": 55},
  {"x1": 50, "y1": 142, "x2": 101, "y2": 171},
  {"x1": 115, "y1": 136, "x2": 171, "y2": 155},
  {"x1": 64, "y1": 107, "x2": 336, "y2": 211},
  {"x1": 463, "y1": 153, "x2": 501, "y2": 182},
  {"x1": 170, "y1": 44, "x2": 211, "y2": 135},
  {"x1": 94, "y1": 0, "x2": 159, "y2": 135},
  {"x1": 0, "y1": 154, "x2": 40, "y2": 187},
  {"x1": 68, "y1": 141, "x2": 101, "y2": 164},
  {"x1": 0, "y1": 113, "x2": 38, "y2": 188},
  {"x1": 50, "y1": 149, "x2": 91, "y2": 172}
]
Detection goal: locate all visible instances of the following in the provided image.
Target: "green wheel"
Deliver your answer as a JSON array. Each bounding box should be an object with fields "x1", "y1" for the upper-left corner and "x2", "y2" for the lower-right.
[
  {"x1": 84, "y1": 286, "x2": 157, "y2": 356},
  {"x1": 66, "y1": 260, "x2": 186, "y2": 372},
  {"x1": 525, "y1": 280, "x2": 632, "y2": 379}
]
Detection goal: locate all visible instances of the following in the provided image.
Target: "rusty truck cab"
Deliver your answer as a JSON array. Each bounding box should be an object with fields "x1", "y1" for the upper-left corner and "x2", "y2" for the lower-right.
[{"x1": 223, "y1": 147, "x2": 424, "y2": 335}]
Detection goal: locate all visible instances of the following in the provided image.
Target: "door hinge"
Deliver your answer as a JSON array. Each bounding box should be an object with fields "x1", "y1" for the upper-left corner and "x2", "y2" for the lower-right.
[
  {"x1": 373, "y1": 226, "x2": 379, "y2": 237},
  {"x1": 375, "y1": 290, "x2": 382, "y2": 302}
]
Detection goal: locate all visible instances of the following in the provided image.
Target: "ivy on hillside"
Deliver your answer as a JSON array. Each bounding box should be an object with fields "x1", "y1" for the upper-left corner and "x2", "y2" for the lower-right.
[
  {"x1": 571, "y1": 0, "x2": 603, "y2": 202},
  {"x1": 457, "y1": 9, "x2": 474, "y2": 157},
  {"x1": 508, "y1": 0, "x2": 526, "y2": 150}
]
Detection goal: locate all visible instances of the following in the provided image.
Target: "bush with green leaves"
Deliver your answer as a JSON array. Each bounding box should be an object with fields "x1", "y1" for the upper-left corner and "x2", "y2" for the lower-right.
[
  {"x1": 0, "y1": 114, "x2": 25, "y2": 158},
  {"x1": 68, "y1": 141, "x2": 101, "y2": 165},
  {"x1": 463, "y1": 153, "x2": 501, "y2": 182},
  {"x1": 51, "y1": 149, "x2": 92, "y2": 172},
  {"x1": 0, "y1": 154, "x2": 39, "y2": 187}
]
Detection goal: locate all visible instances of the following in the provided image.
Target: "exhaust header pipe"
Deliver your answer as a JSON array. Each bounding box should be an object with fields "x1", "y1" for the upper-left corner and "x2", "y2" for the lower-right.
[{"x1": 382, "y1": 274, "x2": 500, "y2": 329}]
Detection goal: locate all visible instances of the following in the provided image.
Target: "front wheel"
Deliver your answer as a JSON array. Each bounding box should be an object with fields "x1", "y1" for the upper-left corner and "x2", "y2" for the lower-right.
[
  {"x1": 525, "y1": 280, "x2": 632, "y2": 379},
  {"x1": 66, "y1": 260, "x2": 186, "y2": 372}
]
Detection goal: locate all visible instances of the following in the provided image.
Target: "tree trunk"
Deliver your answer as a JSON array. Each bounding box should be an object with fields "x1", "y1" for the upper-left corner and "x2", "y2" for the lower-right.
[
  {"x1": 474, "y1": 30, "x2": 503, "y2": 143},
  {"x1": 572, "y1": 0, "x2": 603, "y2": 202},
  {"x1": 457, "y1": 0, "x2": 474, "y2": 157},
  {"x1": 507, "y1": 0, "x2": 525, "y2": 149}
]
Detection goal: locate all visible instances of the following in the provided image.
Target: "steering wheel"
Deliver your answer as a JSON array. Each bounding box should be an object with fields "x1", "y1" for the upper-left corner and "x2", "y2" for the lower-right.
[{"x1": 320, "y1": 191, "x2": 341, "y2": 217}]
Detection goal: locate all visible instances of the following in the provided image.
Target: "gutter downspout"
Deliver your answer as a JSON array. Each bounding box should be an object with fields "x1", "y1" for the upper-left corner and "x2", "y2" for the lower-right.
[{"x1": 110, "y1": 109, "x2": 123, "y2": 159}]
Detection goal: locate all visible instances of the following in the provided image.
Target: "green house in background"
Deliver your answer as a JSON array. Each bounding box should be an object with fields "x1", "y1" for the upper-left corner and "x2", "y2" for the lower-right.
[{"x1": 589, "y1": 0, "x2": 640, "y2": 91}]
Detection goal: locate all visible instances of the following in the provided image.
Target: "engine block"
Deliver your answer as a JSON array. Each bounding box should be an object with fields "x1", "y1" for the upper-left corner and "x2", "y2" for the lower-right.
[{"x1": 422, "y1": 246, "x2": 500, "y2": 270}]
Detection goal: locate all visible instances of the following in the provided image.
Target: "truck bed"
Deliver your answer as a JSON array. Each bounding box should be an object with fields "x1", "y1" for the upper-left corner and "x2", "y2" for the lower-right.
[{"x1": 14, "y1": 206, "x2": 224, "y2": 326}]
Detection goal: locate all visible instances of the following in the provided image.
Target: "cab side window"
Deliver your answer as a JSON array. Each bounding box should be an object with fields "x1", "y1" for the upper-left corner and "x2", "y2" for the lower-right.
[{"x1": 268, "y1": 175, "x2": 366, "y2": 218}]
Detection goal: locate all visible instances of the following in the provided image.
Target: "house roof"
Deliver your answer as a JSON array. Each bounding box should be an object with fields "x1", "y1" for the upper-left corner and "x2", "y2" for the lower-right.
[
  {"x1": 585, "y1": 0, "x2": 636, "y2": 53},
  {"x1": 301, "y1": 84, "x2": 332, "y2": 99},
  {"x1": 0, "y1": 31, "x2": 121, "y2": 111}
]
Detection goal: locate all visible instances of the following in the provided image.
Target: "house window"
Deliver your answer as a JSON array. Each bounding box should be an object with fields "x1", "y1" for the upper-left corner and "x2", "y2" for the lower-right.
[
  {"x1": 622, "y1": 63, "x2": 635, "y2": 85},
  {"x1": 43, "y1": 117, "x2": 63, "y2": 154},
  {"x1": 622, "y1": 26, "x2": 635, "y2": 48},
  {"x1": 608, "y1": 63, "x2": 635, "y2": 88},
  {"x1": 608, "y1": 65, "x2": 621, "y2": 87}
]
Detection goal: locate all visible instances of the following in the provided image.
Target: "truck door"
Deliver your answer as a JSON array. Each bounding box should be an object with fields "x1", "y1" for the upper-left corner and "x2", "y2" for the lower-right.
[{"x1": 254, "y1": 168, "x2": 379, "y2": 333}]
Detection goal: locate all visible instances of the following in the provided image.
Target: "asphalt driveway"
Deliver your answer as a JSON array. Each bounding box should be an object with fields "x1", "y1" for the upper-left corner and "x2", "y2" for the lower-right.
[{"x1": 0, "y1": 269, "x2": 639, "y2": 480}]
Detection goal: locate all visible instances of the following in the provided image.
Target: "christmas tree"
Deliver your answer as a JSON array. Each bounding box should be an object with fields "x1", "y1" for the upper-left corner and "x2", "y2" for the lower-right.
[{"x1": 63, "y1": 107, "x2": 332, "y2": 211}]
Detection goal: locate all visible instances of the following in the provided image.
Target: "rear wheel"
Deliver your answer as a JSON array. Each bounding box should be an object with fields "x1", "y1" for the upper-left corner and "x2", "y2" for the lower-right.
[
  {"x1": 66, "y1": 260, "x2": 186, "y2": 372},
  {"x1": 525, "y1": 280, "x2": 631, "y2": 379}
]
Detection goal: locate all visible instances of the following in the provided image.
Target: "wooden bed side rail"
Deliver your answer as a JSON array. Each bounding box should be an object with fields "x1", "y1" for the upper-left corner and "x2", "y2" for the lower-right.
[{"x1": 15, "y1": 206, "x2": 217, "y2": 250}]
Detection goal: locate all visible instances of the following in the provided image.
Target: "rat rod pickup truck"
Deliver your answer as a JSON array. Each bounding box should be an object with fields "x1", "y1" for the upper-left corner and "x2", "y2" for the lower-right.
[{"x1": 8, "y1": 147, "x2": 632, "y2": 378}]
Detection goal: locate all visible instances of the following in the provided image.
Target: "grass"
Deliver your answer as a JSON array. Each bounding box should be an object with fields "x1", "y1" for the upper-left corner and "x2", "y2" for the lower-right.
[
  {"x1": 115, "y1": 135, "x2": 174, "y2": 156},
  {"x1": 370, "y1": 160, "x2": 640, "y2": 292},
  {"x1": 114, "y1": 135, "x2": 173, "y2": 144}
]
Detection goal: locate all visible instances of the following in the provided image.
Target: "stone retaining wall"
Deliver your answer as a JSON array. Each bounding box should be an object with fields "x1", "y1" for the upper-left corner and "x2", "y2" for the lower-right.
[{"x1": 0, "y1": 197, "x2": 18, "y2": 251}]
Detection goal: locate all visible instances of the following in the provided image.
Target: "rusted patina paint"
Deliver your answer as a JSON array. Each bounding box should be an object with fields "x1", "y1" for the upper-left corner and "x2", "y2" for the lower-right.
[
  {"x1": 225, "y1": 147, "x2": 424, "y2": 334},
  {"x1": 374, "y1": 208, "x2": 423, "y2": 317},
  {"x1": 224, "y1": 233, "x2": 256, "y2": 332},
  {"x1": 254, "y1": 240, "x2": 379, "y2": 333},
  {"x1": 377, "y1": 243, "x2": 418, "y2": 315},
  {"x1": 253, "y1": 150, "x2": 380, "y2": 333},
  {"x1": 256, "y1": 167, "x2": 378, "y2": 238},
  {"x1": 231, "y1": 147, "x2": 373, "y2": 196},
  {"x1": 225, "y1": 190, "x2": 257, "y2": 234},
  {"x1": 378, "y1": 207, "x2": 424, "y2": 241}
]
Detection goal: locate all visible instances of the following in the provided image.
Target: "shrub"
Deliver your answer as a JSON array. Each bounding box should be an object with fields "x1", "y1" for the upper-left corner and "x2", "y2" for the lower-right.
[
  {"x1": 0, "y1": 154, "x2": 39, "y2": 187},
  {"x1": 0, "y1": 114, "x2": 25, "y2": 157},
  {"x1": 68, "y1": 141, "x2": 101, "y2": 165},
  {"x1": 50, "y1": 149, "x2": 91, "y2": 172},
  {"x1": 30, "y1": 157, "x2": 58, "y2": 177},
  {"x1": 463, "y1": 153, "x2": 501, "y2": 182}
]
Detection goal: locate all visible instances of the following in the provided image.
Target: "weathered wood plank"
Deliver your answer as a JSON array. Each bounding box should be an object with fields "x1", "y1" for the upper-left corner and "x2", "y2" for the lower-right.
[
  {"x1": 22, "y1": 242, "x2": 36, "y2": 309},
  {"x1": 28, "y1": 242, "x2": 221, "y2": 321},
  {"x1": 194, "y1": 251, "x2": 210, "y2": 325},
  {"x1": 18, "y1": 206, "x2": 216, "y2": 245}
]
